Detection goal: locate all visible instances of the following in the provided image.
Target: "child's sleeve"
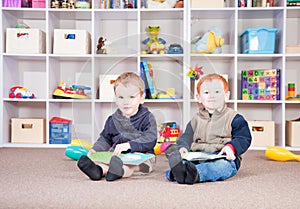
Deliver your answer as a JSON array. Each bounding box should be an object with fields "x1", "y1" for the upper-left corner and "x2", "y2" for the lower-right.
[
  {"x1": 226, "y1": 114, "x2": 252, "y2": 156},
  {"x1": 92, "y1": 117, "x2": 114, "y2": 152}
]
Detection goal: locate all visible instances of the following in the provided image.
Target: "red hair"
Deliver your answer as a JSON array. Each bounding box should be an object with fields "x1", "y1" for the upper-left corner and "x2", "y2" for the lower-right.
[{"x1": 196, "y1": 73, "x2": 229, "y2": 94}]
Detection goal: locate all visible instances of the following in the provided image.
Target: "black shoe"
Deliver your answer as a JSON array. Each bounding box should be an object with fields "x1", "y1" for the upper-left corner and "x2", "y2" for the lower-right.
[{"x1": 77, "y1": 155, "x2": 103, "y2": 181}]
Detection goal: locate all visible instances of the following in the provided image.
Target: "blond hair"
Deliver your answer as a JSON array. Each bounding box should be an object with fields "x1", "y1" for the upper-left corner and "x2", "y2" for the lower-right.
[
  {"x1": 196, "y1": 73, "x2": 229, "y2": 94},
  {"x1": 114, "y1": 72, "x2": 145, "y2": 95}
]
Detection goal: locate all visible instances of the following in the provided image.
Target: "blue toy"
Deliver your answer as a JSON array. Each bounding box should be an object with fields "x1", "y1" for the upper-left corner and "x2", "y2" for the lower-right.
[
  {"x1": 191, "y1": 27, "x2": 224, "y2": 54},
  {"x1": 65, "y1": 145, "x2": 89, "y2": 160}
]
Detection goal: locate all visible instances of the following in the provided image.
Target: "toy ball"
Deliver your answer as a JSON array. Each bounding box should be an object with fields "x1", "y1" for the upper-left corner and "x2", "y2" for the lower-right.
[
  {"x1": 160, "y1": 142, "x2": 173, "y2": 153},
  {"x1": 65, "y1": 146, "x2": 89, "y2": 160},
  {"x1": 154, "y1": 143, "x2": 162, "y2": 155}
]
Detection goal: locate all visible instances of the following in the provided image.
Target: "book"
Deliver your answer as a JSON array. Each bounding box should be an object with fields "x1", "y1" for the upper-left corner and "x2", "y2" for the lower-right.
[
  {"x1": 183, "y1": 152, "x2": 226, "y2": 163},
  {"x1": 89, "y1": 152, "x2": 155, "y2": 165},
  {"x1": 142, "y1": 60, "x2": 156, "y2": 99},
  {"x1": 140, "y1": 62, "x2": 152, "y2": 99}
]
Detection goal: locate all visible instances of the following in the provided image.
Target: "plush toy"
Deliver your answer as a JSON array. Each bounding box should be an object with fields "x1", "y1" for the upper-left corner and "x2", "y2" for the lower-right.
[
  {"x1": 147, "y1": 0, "x2": 177, "y2": 8},
  {"x1": 142, "y1": 26, "x2": 166, "y2": 54},
  {"x1": 96, "y1": 36, "x2": 108, "y2": 54},
  {"x1": 191, "y1": 27, "x2": 224, "y2": 54}
]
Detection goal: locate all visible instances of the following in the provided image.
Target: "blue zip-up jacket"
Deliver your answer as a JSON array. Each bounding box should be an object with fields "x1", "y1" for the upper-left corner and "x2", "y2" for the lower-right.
[{"x1": 92, "y1": 105, "x2": 157, "y2": 154}]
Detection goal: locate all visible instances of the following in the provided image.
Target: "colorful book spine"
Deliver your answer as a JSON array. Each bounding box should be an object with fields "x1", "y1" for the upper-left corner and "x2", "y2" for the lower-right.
[{"x1": 142, "y1": 60, "x2": 156, "y2": 99}]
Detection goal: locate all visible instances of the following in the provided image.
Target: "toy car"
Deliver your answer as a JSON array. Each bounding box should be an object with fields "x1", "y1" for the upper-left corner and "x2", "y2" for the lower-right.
[
  {"x1": 52, "y1": 81, "x2": 91, "y2": 99},
  {"x1": 167, "y1": 44, "x2": 183, "y2": 54},
  {"x1": 159, "y1": 122, "x2": 180, "y2": 142},
  {"x1": 9, "y1": 86, "x2": 35, "y2": 99}
]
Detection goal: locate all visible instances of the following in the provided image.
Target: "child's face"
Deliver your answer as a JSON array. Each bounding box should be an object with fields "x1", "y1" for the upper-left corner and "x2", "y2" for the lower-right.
[
  {"x1": 196, "y1": 79, "x2": 230, "y2": 113},
  {"x1": 115, "y1": 83, "x2": 145, "y2": 118}
]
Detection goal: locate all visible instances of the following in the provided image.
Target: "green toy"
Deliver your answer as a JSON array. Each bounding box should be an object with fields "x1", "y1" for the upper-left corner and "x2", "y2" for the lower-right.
[{"x1": 142, "y1": 26, "x2": 166, "y2": 54}]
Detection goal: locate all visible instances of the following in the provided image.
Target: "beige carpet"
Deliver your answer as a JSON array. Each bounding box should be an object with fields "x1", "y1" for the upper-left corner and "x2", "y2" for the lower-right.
[{"x1": 1, "y1": 148, "x2": 300, "y2": 209}]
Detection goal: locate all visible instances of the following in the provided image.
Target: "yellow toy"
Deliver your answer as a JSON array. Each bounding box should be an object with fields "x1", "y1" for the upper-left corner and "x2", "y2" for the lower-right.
[
  {"x1": 191, "y1": 27, "x2": 224, "y2": 54},
  {"x1": 71, "y1": 139, "x2": 93, "y2": 150},
  {"x1": 265, "y1": 146, "x2": 300, "y2": 162}
]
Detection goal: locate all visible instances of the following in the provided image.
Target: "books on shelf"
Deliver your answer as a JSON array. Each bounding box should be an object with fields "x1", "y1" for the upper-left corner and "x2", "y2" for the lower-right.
[
  {"x1": 140, "y1": 60, "x2": 156, "y2": 99},
  {"x1": 239, "y1": 0, "x2": 275, "y2": 7}
]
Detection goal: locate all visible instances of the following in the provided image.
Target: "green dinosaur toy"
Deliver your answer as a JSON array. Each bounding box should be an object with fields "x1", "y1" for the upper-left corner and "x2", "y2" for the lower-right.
[{"x1": 142, "y1": 26, "x2": 166, "y2": 54}]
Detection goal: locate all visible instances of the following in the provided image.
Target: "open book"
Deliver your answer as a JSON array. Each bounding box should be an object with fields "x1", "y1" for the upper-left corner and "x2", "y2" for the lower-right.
[
  {"x1": 183, "y1": 152, "x2": 226, "y2": 163},
  {"x1": 89, "y1": 152, "x2": 155, "y2": 165}
]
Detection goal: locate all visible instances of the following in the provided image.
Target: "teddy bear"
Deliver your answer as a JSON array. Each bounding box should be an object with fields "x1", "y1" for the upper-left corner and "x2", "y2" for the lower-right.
[
  {"x1": 191, "y1": 27, "x2": 224, "y2": 54},
  {"x1": 96, "y1": 36, "x2": 107, "y2": 54}
]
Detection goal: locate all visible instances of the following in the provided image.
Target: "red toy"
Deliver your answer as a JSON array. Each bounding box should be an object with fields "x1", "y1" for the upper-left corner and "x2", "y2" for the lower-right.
[
  {"x1": 9, "y1": 86, "x2": 35, "y2": 99},
  {"x1": 159, "y1": 122, "x2": 180, "y2": 143}
]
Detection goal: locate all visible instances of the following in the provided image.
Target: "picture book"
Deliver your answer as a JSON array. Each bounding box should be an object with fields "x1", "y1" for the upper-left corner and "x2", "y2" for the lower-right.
[
  {"x1": 183, "y1": 152, "x2": 226, "y2": 163},
  {"x1": 141, "y1": 60, "x2": 156, "y2": 99},
  {"x1": 89, "y1": 152, "x2": 155, "y2": 165}
]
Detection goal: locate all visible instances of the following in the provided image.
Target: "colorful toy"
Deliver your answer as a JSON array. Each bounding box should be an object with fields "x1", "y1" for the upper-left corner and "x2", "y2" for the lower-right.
[
  {"x1": 142, "y1": 26, "x2": 166, "y2": 54},
  {"x1": 191, "y1": 27, "x2": 224, "y2": 54},
  {"x1": 146, "y1": 0, "x2": 177, "y2": 8},
  {"x1": 9, "y1": 86, "x2": 35, "y2": 99},
  {"x1": 154, "y1": 143, "x2": 163, "y2": 155},
  {"x1": 65, "y1": 139, "x2": 92, "y2": 160},
  {"x1": 71, "y1": 139, "x2": 93, "y2": 150},
  {"x1": 158, "y1": 122, "x2": 180, "y2": 143},
  {"x1": 52, "y1": 81, "x2": 91, "y2": 99},
  {"x1": 265, "y1": 146, "x2": 300, "y2": 162},
  {"x1": 65, "y1": 145, "x2": 89, "y2": 160},
  {"x1": 160, "y1": 141, "x2": 173, "y2": 152},
  {"x1": 241, "y1": 69, "x2": 280, "y2": 100}
]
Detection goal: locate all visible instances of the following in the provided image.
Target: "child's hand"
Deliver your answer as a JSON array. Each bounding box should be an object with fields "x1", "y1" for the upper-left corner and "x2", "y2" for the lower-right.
[
  {"x1": 88, "y1": 149, "x2": 96, "y2": 156},
  {"x1": 179, "y1": 147, "x2": 188, "y2": 159},
  {"x1": 218, "y1": 146, "x2": 236, "y2": 160},
  {"x1": 113, "y1": 143, "x2": 130, "y2": 156}
]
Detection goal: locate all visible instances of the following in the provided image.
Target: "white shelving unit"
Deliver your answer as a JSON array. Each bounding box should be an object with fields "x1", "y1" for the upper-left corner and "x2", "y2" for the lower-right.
[{"x1": 1, "y1": 0, "x2": 300, "y2": 150}]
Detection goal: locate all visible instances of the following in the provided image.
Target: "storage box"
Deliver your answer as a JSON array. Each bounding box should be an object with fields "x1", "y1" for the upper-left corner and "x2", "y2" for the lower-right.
[
  {"x1": 286, "y1": 120, "x2": 300, "y2": 147},
  {"x1": 53, "y1": 29, "x2": 91, "y2": 54},
  {"x1": 11, "y1": 118, "x2": 46, "y2": 144},
  {"x1": 286, "y1": 45, "x2": 300, "y2": 54},
  {"x1": 240, "y1": 27, "x2": 278, "y2": 54},
  {"x1": 248, "y1": 120, "x2": 275, "y2": 147},
  {"x1": 191, "y1": 0, "x2": 224, "y2": 8},
  {"x1": 6, "y1": 28, "x2": 46, "y2": 54},
  {"x1": 49, "y1": 117, "x2": 72, "y2": 144},
  {"x1": 99, "y1": 74, "x2": 119, "y2": 100},
  {"x1": 32, "y1": 0, "x2": 46, "y2": 8},
  {"x1": 241, "y1": 69, "x2": 281, "y2": 100}
]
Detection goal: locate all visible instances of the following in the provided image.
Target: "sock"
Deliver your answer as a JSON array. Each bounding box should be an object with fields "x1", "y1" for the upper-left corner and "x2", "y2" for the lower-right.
[
  {"x1": 106, "y1": 155, "x2": 124, "y2": 182},
  {"x1": 184, "y1": 161, "x2": 200, "y2": 185},
  {"x1": 77, "y1": 155, "x2": 103, "y2": 181},
  {"x1": 139, "y1": 163, "x2": 150, "y2": 173},
  {"x1": 168, "y1": 149, "x2": 186, "y2": 184}
]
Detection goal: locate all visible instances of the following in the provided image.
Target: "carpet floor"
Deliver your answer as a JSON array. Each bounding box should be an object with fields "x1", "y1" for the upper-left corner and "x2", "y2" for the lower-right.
[{"x1": 0, "y1": 148, "x2": 300, "y2": 209}]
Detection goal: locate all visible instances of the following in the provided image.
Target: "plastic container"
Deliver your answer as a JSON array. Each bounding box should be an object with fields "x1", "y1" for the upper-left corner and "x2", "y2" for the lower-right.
[
  {"x1": 240, "y1": 27, "x2": 278, "y2": 54},
  {"x1": 49, "y1": 117, "x2": 72, "y2": 144}
]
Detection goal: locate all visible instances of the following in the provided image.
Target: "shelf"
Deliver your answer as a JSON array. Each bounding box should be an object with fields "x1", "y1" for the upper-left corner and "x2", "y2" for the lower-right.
[{"x1": 1, "y1": 1, "x2": 300, "y2": 150}]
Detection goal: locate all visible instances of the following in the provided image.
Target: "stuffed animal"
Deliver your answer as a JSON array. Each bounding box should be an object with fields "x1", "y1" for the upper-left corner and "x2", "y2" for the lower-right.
[
  {"x1": 147, "y1": 0, "x2": 177, "y2": 8},
  {"x1": 142, "y1": 26, "x2": 166, "y2": 54},
  {"x1": 191, "y1": 27, "x2": 224, "y2": 54},
  {"x1": 96, "y1": 36, "x2": 107, "y2": 54}
]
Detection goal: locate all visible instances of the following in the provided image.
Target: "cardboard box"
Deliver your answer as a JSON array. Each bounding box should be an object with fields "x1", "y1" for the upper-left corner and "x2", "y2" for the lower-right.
[
  {"x1": 53, "y1": 29, "x2": 91, "y2": 54},
  {"x1": 286, "y1": 120, "x2": 300, "y2": 147},
  {"x1": 286, "y1": 45, "x2": 300, "y2": 54},
  {"x1": 6, "y1": 28, "x2": 46, "y2": 54},
  {"x1": 99, "y1": 74, "x2": 119, "y2": 100},
  {"x1": 11, "y1": 118, "x2": 46, "y2": 144},
  {"x1": 248, "y1": 120, "x2": 275, "y2": 147},
  {"x1": 191, "y1": 0, "x2": 224, "y2": 8}
]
